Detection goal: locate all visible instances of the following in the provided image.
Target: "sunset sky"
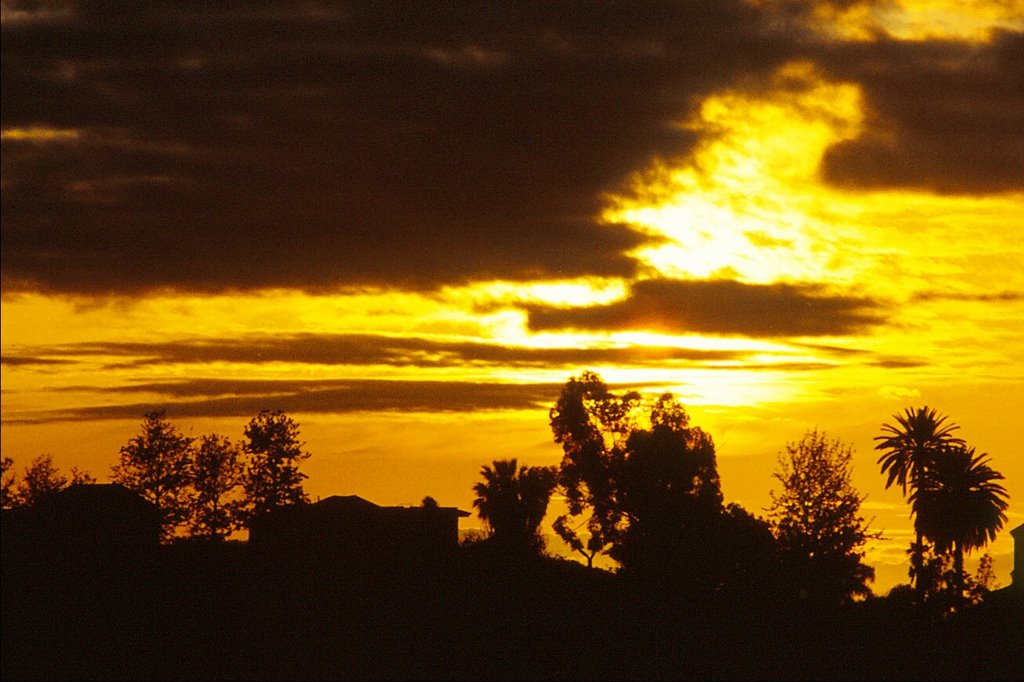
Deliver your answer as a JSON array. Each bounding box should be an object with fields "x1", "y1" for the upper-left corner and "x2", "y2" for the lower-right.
[{"x1": 2, "y1": 1, "x2": 1022, "y2": 592}]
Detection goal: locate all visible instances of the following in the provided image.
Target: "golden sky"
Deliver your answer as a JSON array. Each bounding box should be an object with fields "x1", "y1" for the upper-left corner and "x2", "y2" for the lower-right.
[{"x1": 3, "y1": 0, "x2": 1023, "y2": 592}]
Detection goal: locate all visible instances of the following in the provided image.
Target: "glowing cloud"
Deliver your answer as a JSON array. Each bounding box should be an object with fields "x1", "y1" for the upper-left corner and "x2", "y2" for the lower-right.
[
  {"x1": 605, "y1": 61, "x2": 866, "y2": 286},
  {"x1": 1, "y1": 126, "x2": 80, "y2": 142}
]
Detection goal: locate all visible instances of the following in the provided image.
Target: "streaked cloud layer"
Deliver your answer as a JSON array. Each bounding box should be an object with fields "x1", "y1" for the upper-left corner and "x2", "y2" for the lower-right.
[
  {"x1": 524, "y1": 279, "x2": 885, "y2": 336},
  {"x1": 4, "y1": 378, "x2": 567, "y2": 424}
]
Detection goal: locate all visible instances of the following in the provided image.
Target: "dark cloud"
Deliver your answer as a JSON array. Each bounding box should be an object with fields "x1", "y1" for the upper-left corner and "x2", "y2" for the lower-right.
[
  {"x1": 6, "y1": 3, "x2": 1015, "y2": 297},
  {"x1": 4, "y1": 332, "x2": 749, "y2": 369},
  {"x1": 818, "y1": 29, "x2": 1024, "y2": 194},
  {"x1": 5, "y1": 378, "x2": 566, "y2": 423},
  {"x1": 912, "y1": 289, "x2": 1022, "y2": 303},
  {"x1": 1, "y1": 0, "x2": 792, "y2": 295},
  {"x1": 0, "y1": 355, "x2": 73, "y2": 366},
  {"x1": 870, "y1": 358, "x2": 926, "y2": 369},
  {"x1": 791, "y1": 341, "x2": 871, "y2": 356},
  {"x1": 789, "y1": 342, "x2": 924, "y2": 369},
  {"x1": 524, "y1": 278, "x2": 885, "y2": 337},
  {"x1": 12, "y1": 359, "x2": 855, "y2": 423}
]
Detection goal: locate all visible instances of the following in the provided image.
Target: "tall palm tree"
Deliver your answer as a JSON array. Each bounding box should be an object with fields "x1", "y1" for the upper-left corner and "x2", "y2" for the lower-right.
[
  {"x1": 472, "y1": 458, "x2": 556, "y2": 555},
  {"x1": 874, "y1": 406, "x2": 964, "y2": 597},
  {"x1": 875, "y1": 406, "x2": 964, "y2": 495},
  {"x1": 910, "y1": 445, "x2": 1009, "y2": 604}
]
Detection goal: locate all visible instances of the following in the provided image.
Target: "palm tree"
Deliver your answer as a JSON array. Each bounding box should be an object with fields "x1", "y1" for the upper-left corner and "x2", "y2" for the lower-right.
[
  {"x1": 910, "y1": 445, "x2": 1009, "y2": 605},
  {"x1": 875, "y1": 406, "x2": 964, "y2": 495},
  {"x1": 472, "y1": 458, "x2": 557, "y2": 555},
  {"x1": 874, "y1": 406, "x2": 964, "y2": 597}
]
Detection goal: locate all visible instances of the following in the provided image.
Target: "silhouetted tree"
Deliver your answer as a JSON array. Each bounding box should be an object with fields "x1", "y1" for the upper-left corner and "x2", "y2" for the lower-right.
[
  {"x1": 708, "y1": 503, "x2": 783, "y2": 601},
  {"x1": 1, "y1": 456, "x2": 17, "y2": 508},
  {"x1": 550, "y1": 515, "x2": 606, "y2": 569},
  {"x1": 242, "y1": 409, "x2": 310, "y2": 523},
  {"x1": 111, "y1": 411, "x2": 194, "y2": 541},
  {"x1": 904, "y1": 541, "x2": 955, "y2": 611},
  {"x1": 910, "y1": 444, "x2": 1008, "y2": 607},
  {"x1": 875, "y1": 406, "x2": 963, "y2": 599},
  {"x1": 69, "y1": 467, "x2": 97, "y2": 486},
  {"x1": 549, "y1": 372, "x2": 734, "y2": 583},
  {"x1": 187, "y1": 433, "x2": 245, "y2": 541},
  {"x1": 472, "y1": 458, "x2": 557, "y2": 555},
  {"x1": 9, "y1": 455, "x2": 97, "y2": 508},
  {"x1": 875, "y1": 407, "x2": 964, "y2": 495},
  {"x1": 12, "y1": 455, "x2": 66, "y2": 507},
  {"x1": 969, "y1": 553, "x2": 998, "y2": 604},
  {"x1": 614, "y1": 393, "x2": 723, "y2": 580},
  {"x1": 549, "y1": 371, "x2": 639, "y2": 566},
  {"x1": 768, "y1": 429, "x2": 877, "y2": 605}
]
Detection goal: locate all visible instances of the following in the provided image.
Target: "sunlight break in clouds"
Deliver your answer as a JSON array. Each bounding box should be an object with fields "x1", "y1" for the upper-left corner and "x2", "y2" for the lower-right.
[
  {"x1": 762, "y1": 0, "x2": 1024, "y2": 42},
  {"x1": 603, "y1": 60, "x2": 1023, "y2": 370},
  {"x1": 871, "y1": 0, "x2": 1024, "y2": 41},
  {"x1": 606, "y1": 61, "x2": 865, "y2": 286}
]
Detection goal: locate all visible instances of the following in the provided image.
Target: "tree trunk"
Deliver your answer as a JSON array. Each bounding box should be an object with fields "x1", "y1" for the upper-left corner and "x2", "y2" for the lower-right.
[
  {"x1": 912, "y1": 530, "x2": 925, "y2": 604},
  {"x1": 953, "y1": 541, "x2": 965, "y2": 608}
]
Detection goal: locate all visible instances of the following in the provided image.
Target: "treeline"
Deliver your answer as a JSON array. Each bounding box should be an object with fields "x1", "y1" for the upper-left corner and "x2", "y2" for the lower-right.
[
  {"x1": 1, "y1": 409, "x2": 310, "y2": 542},
  {"x1": 467, "y1": 371, "x2": 1009, "y2": 614},
  {"x1": 1, "y1": 370, "x2": 1011, "y2": 616},
  {"x1": 1, "y1": 454, "x2": 96, "y2": 509}
]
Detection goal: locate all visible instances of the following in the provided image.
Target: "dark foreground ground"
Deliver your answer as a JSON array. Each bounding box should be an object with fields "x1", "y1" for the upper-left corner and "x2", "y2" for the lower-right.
[{"x1": 2, "y1": 542, "x2": 1021, "y2": 681}]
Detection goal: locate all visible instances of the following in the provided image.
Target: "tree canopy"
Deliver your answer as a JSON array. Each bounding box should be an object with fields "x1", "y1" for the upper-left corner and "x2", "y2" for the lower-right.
[
  {"x1": 3, "y1": 455, "x2": 96, "y2": 509},
  {"x1": 242, "y1": 409, "x2": 311, "y2": 523},
  {"x1": 0, "y1": 456, "x2": 15, "y2": 508},
  {"x1": 472, "y1": 458, "x2": 557, "y2": 556},
  {"x1": 876, "y1": 406, "x2": 1009, "y2": 610},
  {"x1": 111, "y1": 411, "x2": 194, "y2": 541},
  {"x1": 188, "y1": 434, "x2": 245, "y2": 541},
  {"x1": 768, "y1": 429, "x2": 876, "y2": 605},
  {"x1": 910, "y1": 444, "x2": 1009, "y2": 604},
  {"x1": 548, "y1": 371, "x2": 744, "y2": 586}
]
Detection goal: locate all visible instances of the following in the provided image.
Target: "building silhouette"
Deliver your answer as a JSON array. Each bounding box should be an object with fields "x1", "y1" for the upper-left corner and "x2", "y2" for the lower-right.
[
  {"x1": 2, "y1": 483, "x2": 159, "y2": 561},
  {"x1": 248, "y1": 494, "x2": 470, "y2": 565}
]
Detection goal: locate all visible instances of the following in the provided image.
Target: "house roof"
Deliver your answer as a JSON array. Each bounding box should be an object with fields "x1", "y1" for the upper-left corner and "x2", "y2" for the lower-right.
[
  {"x1": 314, "y1": 495, "x2": 381, "y2": 512},
  {"x1": 312, "y1": 494, "x2": 470, "y2": 517},
  {"x1": 44, "y1": 482, "x2": 157, "y2": 512}
]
